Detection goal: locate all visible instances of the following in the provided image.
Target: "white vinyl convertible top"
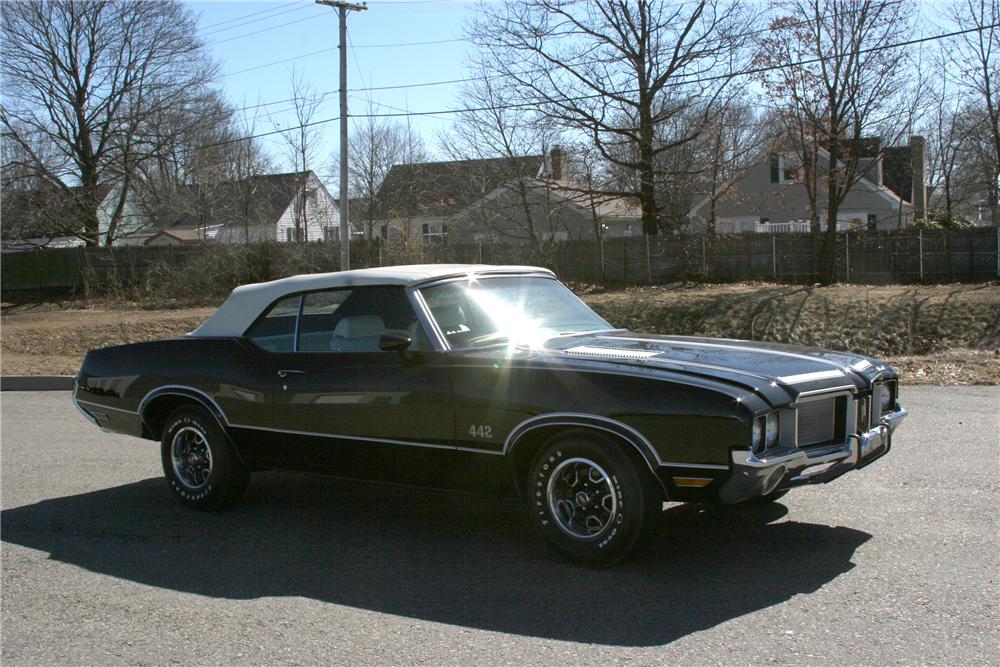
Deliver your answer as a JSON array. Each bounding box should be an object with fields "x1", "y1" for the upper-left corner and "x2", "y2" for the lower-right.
[{"x1": 188, "y1": 264, "x2": 555, "y2": 338}]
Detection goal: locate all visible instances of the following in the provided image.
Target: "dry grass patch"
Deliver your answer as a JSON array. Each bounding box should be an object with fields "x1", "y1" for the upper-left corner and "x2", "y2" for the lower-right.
[{"x1": 2, "y1": 283, "x2": 998, "y2": 383}]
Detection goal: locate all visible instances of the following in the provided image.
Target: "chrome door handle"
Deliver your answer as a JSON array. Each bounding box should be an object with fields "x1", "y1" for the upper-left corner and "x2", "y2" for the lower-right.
[{"x1": 277, "y1": 369, "x2": 304, "y2": 378}]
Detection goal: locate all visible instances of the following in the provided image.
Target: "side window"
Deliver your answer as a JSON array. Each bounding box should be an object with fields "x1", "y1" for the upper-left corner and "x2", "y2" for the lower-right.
[
  {"x1": 298, "y1": 286, "x2": 429, "y2": 353},
  {"x1": 245, "y1": 295, "x2": 301, "y2": 352},
  {"x1": 298, "y1": 289, "x2": 351, "y2": 351}
]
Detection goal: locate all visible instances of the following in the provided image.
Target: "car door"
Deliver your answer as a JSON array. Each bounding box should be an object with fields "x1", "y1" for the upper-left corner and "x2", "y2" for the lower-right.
[{"x1": 266, "y1": 285, "x2": 459, "y2": 486}]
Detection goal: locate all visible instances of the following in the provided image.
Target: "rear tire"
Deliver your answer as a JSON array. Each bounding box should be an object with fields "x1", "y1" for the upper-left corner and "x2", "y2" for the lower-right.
[
  {"x1": 160, "y1": 406, "x2": 249, "y2": 511},
  {"x1": 527, "y1": 430, "x2": 661, "y2": 566}
]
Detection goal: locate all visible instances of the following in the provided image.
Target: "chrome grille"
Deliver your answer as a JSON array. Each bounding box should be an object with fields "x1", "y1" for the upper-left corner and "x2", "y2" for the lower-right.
[{"x1": 797, "y1": 398, "x2": 836, "y2": 446}]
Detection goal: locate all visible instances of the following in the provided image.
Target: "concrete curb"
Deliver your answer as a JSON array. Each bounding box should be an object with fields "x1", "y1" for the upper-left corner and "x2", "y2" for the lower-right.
[{"x1": 1, "y1": 376, "x2": 75, "y2": 391}]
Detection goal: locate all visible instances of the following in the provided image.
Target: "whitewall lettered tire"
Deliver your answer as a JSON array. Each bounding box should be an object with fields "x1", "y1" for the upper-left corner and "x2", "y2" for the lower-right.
[{"x1": 160, "y1": 406, "x2": 249, "y2": 510}]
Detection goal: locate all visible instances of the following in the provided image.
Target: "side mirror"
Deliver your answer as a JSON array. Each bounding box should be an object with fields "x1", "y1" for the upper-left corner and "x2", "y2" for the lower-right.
[{"x1": 378, "y1": 331, "x2": 412, "y2": 353}]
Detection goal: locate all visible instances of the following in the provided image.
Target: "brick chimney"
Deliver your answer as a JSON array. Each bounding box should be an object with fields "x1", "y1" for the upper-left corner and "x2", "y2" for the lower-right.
[
  {"x1": 550, "y1": 146, "x2": 568, "y2": 181},
  {"x1": 910, "y1": 135, "x2": 926, "y2": 221}
]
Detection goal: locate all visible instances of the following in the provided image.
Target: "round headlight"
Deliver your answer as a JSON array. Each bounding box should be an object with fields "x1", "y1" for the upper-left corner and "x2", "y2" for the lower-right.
[
  {"x1": 751, "y1": 418, "x2": 764, "y2": 453},
  {"x1": 765, "y1": 412, "x2": 780, "y2": 448},
  {"x1": 880, "y1": 385, "x2": 893, "y2": 412}
]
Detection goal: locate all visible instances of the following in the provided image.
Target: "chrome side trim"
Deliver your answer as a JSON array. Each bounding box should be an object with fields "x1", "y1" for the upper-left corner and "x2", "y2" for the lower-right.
[
  {"x1": 225, "y1": 422, "x2": 508, "y2": 454},
  {"x1": 503, "y1": 412, "x2": 662, "y2": 463},
  {"x1": 138, "y1": 385, "x2": 232, "y2": 426},
  {"x1": 76, "y1": 399, "x2": 140, "y2": 415},
  {"x1": 73, "y1": 399, "x2": 101, "y2": 427},
  {"x1": 502, "y1": 413, "x2": 680, "y2": 499}
]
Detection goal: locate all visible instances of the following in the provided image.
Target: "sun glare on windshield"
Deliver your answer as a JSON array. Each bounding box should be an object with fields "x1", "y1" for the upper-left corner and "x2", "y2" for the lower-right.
[{"x1": 420, "y1": 277, "x2": 611, "y2": 349}]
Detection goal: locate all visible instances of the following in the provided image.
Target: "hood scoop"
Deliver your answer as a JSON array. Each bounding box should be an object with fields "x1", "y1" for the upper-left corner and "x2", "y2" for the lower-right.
[{"x1": 563, "y1": 345, "x2": 662, "y2": 361}]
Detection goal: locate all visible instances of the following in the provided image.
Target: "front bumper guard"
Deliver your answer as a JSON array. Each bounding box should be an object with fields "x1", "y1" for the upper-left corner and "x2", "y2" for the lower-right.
[{"x1": 719, "y1": 408, "x2": 908, "y2": 503}]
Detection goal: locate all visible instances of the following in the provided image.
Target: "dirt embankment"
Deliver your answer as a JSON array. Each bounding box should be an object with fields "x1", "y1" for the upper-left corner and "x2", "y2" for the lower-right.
[{"x1": 2, "y1": 283, "x2": 998, "y2": 383}]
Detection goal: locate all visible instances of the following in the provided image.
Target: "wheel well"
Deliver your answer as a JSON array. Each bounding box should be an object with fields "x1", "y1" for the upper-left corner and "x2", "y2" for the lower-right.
[
  {"x1": 508, "y1": 425, "x2": 666, "y2": 500},
  {"x1": 141, "y1": 395, "x2": 209, "y2": 441}
]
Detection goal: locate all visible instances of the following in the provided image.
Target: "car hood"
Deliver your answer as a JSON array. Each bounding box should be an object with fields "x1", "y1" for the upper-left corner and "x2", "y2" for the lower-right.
[{"x1": 542, "y1": 331, "x2": 893, "y2": 407}]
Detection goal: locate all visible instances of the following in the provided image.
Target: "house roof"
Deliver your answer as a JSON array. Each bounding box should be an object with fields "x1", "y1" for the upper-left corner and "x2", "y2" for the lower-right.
[
  {"x1": 146, "y1": 227, "x2": 215, "y2": 244},
  {"x1": 189, "y1": 264, "x2": 556, "y2": 337},
  {"x1": 881, "y1": 147, "x2": 913, "y2": 202},
  {"x1": 375, "y1": 156, "x2": 544, "y2": 219},
  {"x1": 166, "y1": 171, "x2": 321, "y2": 229},
  {"x1": 457, "y1": 177, "x2": 641, "y2": 223}
]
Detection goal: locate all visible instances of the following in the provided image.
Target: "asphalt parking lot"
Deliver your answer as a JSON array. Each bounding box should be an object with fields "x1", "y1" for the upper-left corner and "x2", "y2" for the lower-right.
[{"x1": 2, "y1": 387, "x2": 998, "y2": 665}]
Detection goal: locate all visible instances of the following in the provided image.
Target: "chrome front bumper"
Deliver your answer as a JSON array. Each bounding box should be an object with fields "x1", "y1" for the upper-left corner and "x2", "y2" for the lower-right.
[{"x1": 719, "y1": 407, "x2": 908, "y2": 503}]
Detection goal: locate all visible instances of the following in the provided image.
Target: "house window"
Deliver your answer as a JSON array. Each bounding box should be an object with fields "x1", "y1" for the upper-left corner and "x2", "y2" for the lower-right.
[
  {"x1": 867, "y1": 214, "x2": 878, "y2": 231},
  {"x1": 421, "y1": 223, "x2": 448, "y2": 245},
  {"x1": 323, "y1": 225, "x2": 337, "y2": 242},
  {"x1": 760, "y1": 217, "x2": 770, "y2": 224},
  {"x1": 285, "y1": 228, "x2": 293, "y2": 243},
  {"x1": 780, "y1": 154, "x2": 801, "y2": 183}
]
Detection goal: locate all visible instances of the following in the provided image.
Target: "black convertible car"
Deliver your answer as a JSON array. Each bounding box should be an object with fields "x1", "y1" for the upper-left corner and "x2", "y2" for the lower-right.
[{"x1": 75, "y1": 264, "x2": 907, "y2": 564}]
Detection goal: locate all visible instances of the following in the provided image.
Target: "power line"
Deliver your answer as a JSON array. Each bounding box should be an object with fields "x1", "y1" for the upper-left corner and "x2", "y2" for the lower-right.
[
  {"x1": 220, "y1": 0, "x2": 904, "y2": 90},
  {"x1": 206, "y1": 11, "x2": 329, "y2": 47},
  {"x1": 200, "y1": 21, "x2": 997, "y2": 150},
  {"x1": 199, "y1": 2, "x2": 314, "y2": 38},
  {"x1": 220, "y1": 38, "x2": 464, "y2": 78},
  {"x1": 352, "y1": 37, "x2": 463, "y2": 48}
]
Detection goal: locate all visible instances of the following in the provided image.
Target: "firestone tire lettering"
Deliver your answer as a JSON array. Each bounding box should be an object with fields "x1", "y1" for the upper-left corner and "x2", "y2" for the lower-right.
[{"x1": 526, "y1": 430, "x2": 659, "y2": 566}]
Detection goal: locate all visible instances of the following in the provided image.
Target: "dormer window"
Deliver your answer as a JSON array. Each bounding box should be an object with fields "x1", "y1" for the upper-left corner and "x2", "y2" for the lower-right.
[{"x1": 770, "y1": 153, "x2": 803, "y2": 184}]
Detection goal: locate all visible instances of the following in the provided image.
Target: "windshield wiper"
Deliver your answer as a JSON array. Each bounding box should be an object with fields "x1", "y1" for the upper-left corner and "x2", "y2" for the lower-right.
[{"x1": 466, "y1": 332, "x2": 510, "y2": 346}]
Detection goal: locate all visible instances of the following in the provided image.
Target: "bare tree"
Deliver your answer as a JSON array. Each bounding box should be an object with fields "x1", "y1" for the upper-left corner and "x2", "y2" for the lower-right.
[
  {"x1": 271, "y1": 66, "x2": 325, "y2": 242},
  {"x1": 922, "y1": 45, "x2": 975, "y2": 225},
  {"x1": 347, "y1": 101, "x2": 426, "y2": 241},
  {"x1": 1, "y1": 0, "x2": 216, "y2": 246},
  {"x1": 756, "y1": 0, "x2": 913, "y2": 284},
  {"x1": 699, "y1": 97, "x2": 773, "y2": 234},
  {"x1": 133, "y1": 89, "x2": 243, "y2": 229},
  {"x1": 440, "y1": 65, "x2": 562, "y2": 251},
  {"x1": 470, "y1": 0, "x2": 753, "y2": 236},
  {"x1": 945, "y1": 0, "x2": 1000, "y2": 225}
]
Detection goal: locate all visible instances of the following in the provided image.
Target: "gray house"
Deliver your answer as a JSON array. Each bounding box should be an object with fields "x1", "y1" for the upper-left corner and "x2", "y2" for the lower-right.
[
  {"x1": 687, "y1": 137, "x2": 924, "y2": 234},
  {"x1": 372, "y1": 149, "x2": 641, "y2": 245}
]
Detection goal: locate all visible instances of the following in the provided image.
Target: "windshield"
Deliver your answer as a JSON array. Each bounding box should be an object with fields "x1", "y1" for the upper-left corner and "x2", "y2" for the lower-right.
[{"x1": 419, "y1": 276, "x2": 612, "y2": 349}]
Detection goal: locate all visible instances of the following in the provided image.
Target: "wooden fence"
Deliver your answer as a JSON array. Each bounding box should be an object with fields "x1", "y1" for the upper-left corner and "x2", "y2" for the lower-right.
[{"x1": 3, "y1": 228, "x2": 999, "y2": 294}]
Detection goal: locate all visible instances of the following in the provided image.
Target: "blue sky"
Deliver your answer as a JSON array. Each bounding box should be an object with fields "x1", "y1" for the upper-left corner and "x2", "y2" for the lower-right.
[{"x1": 187, "y1": 0, "x2": 481, "y2": 184}]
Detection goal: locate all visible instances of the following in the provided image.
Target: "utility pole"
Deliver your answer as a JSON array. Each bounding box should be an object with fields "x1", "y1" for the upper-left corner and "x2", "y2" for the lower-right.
[{"x1": 316, "y1": 0, "x2": 367, "y2": 271}]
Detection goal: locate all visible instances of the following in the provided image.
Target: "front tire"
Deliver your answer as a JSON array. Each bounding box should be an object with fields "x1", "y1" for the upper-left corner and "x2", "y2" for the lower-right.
[
  {"x1": 527, "y1": 430, "x2": 661, "y2": 566},
  {"x1": 160, "y1": 406, "x2": 249, "y2": 510}
]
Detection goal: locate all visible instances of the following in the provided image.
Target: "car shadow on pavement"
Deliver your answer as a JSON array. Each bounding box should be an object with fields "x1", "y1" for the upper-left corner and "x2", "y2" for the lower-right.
[{"x1": 1, "y1": 472, "x2": 871, "y2": 646}]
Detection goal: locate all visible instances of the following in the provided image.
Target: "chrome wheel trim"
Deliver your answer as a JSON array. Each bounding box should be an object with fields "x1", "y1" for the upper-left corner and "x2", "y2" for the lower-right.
[
  {"x1": 171, "y1": 425, "x2": 213, "y2": 491},
  {"x1": 546, "y1": 457, "x2": 618, "y2": 540}
]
